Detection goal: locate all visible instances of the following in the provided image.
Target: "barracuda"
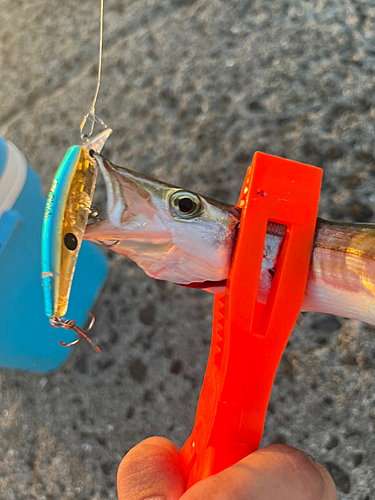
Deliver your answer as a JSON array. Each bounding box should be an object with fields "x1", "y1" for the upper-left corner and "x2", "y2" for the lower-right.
[{"x1": 84, "y1": 153, "x2": 375, "y2": 326}]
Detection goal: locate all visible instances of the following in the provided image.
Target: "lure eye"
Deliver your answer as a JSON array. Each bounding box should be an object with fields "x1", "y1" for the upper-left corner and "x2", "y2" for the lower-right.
[
  {"x1": 169, "y1": 191, "x2": 202, "y2": 219},
  {"x1": 64, "y1": 232, "x2": 78, "y2": 251}
]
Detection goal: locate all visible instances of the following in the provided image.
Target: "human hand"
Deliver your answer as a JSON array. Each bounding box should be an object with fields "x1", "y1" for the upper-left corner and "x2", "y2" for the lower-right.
[{"x1": 117, "y1": 437, "x2": 337, "y2": 499}]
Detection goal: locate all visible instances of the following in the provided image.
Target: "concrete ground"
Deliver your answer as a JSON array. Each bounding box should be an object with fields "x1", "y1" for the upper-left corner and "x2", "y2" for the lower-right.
[{"x1": 0, "y1": 0, "x2": 375, "y2": 498}]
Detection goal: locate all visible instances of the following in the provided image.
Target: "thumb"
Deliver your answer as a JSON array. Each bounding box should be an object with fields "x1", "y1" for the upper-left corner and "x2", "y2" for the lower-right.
[{"x1": 117, "y1": 437, "x2": 186, "y2": 500}]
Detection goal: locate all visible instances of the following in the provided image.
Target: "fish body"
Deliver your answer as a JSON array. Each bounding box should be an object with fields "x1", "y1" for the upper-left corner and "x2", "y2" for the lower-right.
[
  {"x1": 304, "y1": 219, "x2": 375, "y2": 325},
  {"x1": 84, "y1": 154, "x2": 375, "y2": 326}
]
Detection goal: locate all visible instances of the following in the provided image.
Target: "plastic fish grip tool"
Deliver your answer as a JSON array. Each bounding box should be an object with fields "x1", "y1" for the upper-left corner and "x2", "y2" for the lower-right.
[{"x1": 179, "y1": 152, "x2": 322, "y2": 488}]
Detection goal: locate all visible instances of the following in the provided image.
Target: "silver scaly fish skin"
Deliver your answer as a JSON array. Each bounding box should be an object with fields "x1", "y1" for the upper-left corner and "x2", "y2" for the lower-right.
[{"x1": 84, "y1": 154, "x2": 375, "y2": 326}]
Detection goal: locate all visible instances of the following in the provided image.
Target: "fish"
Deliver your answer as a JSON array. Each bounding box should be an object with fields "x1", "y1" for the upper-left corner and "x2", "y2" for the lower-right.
[{"x1": 84, "y1": 153, "x2": 375, "y2": 326}]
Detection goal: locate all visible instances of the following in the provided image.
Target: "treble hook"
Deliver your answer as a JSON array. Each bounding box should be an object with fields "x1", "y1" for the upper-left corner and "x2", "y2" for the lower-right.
[
  {"x1": 89, "y1": 205, "x2": 101, "y2": 221},
  {"x1": 50, "y1": 311, "x2": 101, "y2": 353}
]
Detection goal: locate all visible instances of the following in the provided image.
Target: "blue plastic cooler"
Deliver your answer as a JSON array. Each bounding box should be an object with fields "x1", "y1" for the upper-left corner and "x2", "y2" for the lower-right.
[{"x1": 0, "y1": 136, "x2": 108, "y2": 372}]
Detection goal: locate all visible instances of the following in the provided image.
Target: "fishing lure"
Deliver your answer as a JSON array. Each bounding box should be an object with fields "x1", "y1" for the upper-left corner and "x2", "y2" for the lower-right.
[
  {"x1": 41, "y1": 131, "x2": 111, "y2": 351},
  {"x1": 41, "y1": 0, "x2": 110, "y2": 350}
]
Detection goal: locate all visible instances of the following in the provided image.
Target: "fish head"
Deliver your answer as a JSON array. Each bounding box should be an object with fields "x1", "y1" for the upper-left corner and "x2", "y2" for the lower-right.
[{"x1": 84, "y1": 154, "x2": 240, "y2": 289}]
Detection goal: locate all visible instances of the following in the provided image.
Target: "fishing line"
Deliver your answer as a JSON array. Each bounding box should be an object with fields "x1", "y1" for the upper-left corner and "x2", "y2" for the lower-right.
[{"x1": 80, "y1": 0, "x2": 108, "y2": 141}]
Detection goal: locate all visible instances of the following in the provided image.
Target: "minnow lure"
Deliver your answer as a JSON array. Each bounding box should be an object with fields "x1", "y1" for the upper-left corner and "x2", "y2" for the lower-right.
[
  {"x1": 41, "y1": 130, "x2": 111, "y2": 351},
  {"x1": 84, "y1": 153, "x2": 375, "y2": 326}
]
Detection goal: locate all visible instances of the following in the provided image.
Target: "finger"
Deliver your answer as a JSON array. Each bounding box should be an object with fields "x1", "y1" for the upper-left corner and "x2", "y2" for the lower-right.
[
  {"x1": 182, "y1": 444, "x2": 337, "y2": 500},
  {"x1": 117, "y1": 437, "x2": 186, "y2": 500}
]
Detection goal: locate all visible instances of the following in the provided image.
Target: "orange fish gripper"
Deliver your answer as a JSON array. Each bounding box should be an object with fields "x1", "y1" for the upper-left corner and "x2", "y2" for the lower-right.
[{"x1": 179, "y1": 152, "x2": 323, "y2": 488}]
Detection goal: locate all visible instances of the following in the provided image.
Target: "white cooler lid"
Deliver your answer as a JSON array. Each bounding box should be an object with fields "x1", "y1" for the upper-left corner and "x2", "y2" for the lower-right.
[{"x1": 0, "y1": 139, "x2": 27, "y2": 218}]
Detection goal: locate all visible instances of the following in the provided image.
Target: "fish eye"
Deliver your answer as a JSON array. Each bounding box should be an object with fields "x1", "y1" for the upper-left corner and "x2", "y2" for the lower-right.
[{"x1": 169, "y1": 191, "x2": 202, "y2": 219}]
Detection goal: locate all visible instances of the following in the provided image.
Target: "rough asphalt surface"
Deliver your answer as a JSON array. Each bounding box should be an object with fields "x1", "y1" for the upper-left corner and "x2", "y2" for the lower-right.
[{"x1": 1, "y1": 0, "x2": 375, "y2": 498}]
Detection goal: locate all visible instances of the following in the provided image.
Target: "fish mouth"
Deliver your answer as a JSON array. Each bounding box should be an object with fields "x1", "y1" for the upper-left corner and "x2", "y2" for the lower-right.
[
  {"x1": 84, "y1": 219, "x2": 122, "y2": 240},
  {"x1": 91, "y1": 152, "x2": 176, "y2": 229},
  {"x1": 84, "y1": 153, "x2": 173, "y2": 245}
]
